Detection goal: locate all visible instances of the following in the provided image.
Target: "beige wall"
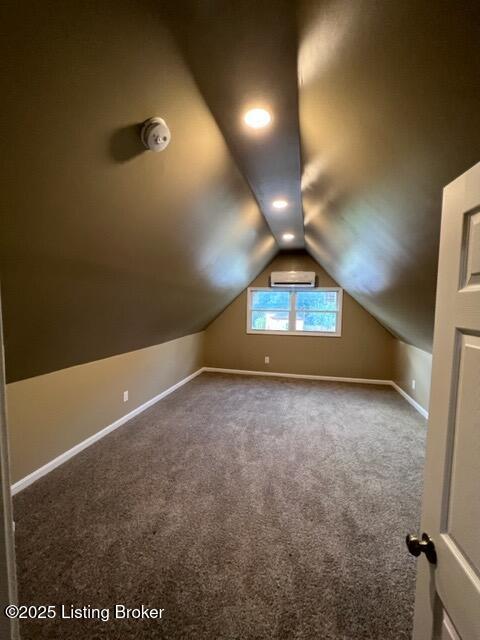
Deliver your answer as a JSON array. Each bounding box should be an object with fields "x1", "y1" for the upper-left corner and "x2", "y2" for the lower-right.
[
  {"x1": 5, "y1": 264, "x2": 432, "y2": 485},
  {"x1": 204, "y1": 252, "x2": 395, "y2": 380},
  {"x1": 393, "y1": 340, "x2": 432, "y2": 412},
  {"x1": 6, "y1": 332, "x2": 204, "y2": 483}
]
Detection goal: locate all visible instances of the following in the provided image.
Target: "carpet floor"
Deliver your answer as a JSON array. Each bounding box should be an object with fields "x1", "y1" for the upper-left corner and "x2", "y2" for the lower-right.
[{"x1": 14, "y1": 372, "x2": 426, "y2": 639}]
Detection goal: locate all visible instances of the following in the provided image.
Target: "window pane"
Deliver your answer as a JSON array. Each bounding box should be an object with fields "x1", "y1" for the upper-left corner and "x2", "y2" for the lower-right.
[
  {"x1": 251, "y1": 311, "x2": 289, "y2": 331},
  {"x1": 251, "y1": 290, "x2": 290, "y2": 310},
  {"x1": 296, "y1": 311, "x2": 337, "y2": 332},
  {"x1": 296, "y1": 291, "x2": 337, "y2": 311}
]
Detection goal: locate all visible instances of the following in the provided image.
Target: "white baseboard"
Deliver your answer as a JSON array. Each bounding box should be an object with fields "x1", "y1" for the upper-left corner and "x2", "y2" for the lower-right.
[
  {"x1": 204, "y1": 367, "x2": 429, "y2": 419},
  {"x1": 11, "y1": 368, "x2": 204, "y2": 495},
  {"x1": 390, "y1": 382, "x2": 429, "y2": 419},
  {"x1": 11, "y1": 366, "x2": 428, "y2": 494},
  {"x1": 202, "y1": 367, "x2": 391, "y2": 386}
]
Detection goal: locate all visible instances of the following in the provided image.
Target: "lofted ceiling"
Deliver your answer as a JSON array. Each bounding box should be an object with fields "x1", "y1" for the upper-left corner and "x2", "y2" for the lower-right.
[
  {"x1": 2, "y1": 0, "x2": 480, "y2": 383},
  {"x1": 161, "y1": 0, "x2": 305, "y2": 249},
  {"x1": 298, "y1": 0, "x2": 480, "y2": 351},
  {"x1": 162, "y1": 0, "x2": 480, "y2": 353},
  {"x1": 0, "y1": 0, "x2": 277, "y2": 382}
]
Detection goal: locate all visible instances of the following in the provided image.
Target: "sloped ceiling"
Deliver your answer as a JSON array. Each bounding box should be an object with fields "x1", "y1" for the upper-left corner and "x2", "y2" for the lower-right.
[
  {"x1": 161, "y1": 0, "x2": 305, "y2": 249},
  {"x1": 161, "y1": 0, "x2": 480, "y2": 353},
  {"x1": 0, "y1": 0, "x2": 277, "y2": 382},
  {"x1": 299, "y1": 0, "x2": 480, "y2": 351},
  {"x1": 2, "y1": 0, "x2": 480, "y2": 382}
]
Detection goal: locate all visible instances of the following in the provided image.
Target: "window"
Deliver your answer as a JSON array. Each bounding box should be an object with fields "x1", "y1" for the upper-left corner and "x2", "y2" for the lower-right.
[{"x1": 247, "y1": 287, "x2": 343, "y2": 336}]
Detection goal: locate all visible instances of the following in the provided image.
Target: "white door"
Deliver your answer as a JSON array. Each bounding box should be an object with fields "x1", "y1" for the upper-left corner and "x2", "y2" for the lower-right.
[{"x1": 412, "y1": 161, "x2": 480, "y2": 640}]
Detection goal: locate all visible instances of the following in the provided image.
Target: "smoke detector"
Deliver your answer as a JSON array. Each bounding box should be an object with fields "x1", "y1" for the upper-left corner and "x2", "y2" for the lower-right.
[{"x1": 141, "y1": 117, "x2": 171, "y2": 152}]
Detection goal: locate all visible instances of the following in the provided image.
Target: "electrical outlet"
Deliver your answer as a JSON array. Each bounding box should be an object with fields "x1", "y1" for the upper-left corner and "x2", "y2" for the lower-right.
[
  {"x1": 265, "y1": 356, "x2": 270, "y2": 364},
  {"x1": 411, "y1": 379, "x2": 416, "y2": 391},
  {"x1": 123, "y1": 390, "x2": 129, "y2": 402}
]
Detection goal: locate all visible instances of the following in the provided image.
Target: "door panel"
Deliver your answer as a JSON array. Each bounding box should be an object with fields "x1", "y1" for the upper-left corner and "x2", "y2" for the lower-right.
[
  {"x1": 462, "y1": 210, "x2": 480, "y2": 288},
  {"x1": 447, "y1": 335, "x2": 480, "y2": 574},
  {"x1": 413, "y1": 162, "x2": 480, "y2": 640}
]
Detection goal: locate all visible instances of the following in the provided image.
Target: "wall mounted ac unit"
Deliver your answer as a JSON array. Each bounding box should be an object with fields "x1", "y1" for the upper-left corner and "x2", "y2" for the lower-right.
[{"x1": 270, "y1": 271, "x2": 316, "y2": 288}]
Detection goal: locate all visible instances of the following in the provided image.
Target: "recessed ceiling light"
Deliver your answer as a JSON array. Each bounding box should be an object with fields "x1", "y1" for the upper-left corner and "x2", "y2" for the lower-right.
[
  {"x1": 243, "y1": 108, "x2": 272, "y2": 129},
  {"x1": 282, "y1": 233, "x2": 295, "y2": 241},
  {"x1": 272, "y1": 199, "x2": 288, "y2": 209}
]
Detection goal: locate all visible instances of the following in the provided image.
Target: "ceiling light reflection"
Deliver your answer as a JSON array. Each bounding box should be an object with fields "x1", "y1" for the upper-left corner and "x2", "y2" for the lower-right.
[
  {"x1": 243, "y1": 108, "x2": 272, "y2": 130},
  {"x1": 272, "y1": 199, "x2": 288, "y2": 209}
]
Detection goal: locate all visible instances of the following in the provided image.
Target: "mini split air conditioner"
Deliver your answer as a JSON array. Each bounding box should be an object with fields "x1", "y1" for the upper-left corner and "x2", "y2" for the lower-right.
[{"x1": 270, "y1": 271, "x2": 316, "y2": 288}]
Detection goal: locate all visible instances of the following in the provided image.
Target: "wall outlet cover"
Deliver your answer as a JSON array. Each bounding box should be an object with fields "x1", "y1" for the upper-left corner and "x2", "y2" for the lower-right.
[
  {"x1": 123, "y1": 390, "x2": 129, "y2": 402},
  {"x1": 265, "y1": 356, "x2": 270, "y2": 364}
]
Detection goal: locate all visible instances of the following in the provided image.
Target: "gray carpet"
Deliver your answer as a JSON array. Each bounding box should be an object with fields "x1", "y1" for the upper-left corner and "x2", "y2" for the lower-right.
[{"x1": 14, "y1": 373, "x2": 426, "y2": 639}]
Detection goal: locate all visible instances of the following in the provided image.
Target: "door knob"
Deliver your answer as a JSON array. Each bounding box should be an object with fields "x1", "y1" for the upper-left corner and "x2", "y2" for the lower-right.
[{"x1": 406, "y1": 532, "x2": 437, "y2": 564}]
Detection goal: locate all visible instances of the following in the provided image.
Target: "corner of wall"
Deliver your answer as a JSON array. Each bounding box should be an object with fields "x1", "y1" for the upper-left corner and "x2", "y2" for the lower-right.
[
  {"x1": 204, "y1": 253, "x2": 397, "y2": 380},
  {"x1": 393, "y1": 339, "x2": 432, "y2": 413}
]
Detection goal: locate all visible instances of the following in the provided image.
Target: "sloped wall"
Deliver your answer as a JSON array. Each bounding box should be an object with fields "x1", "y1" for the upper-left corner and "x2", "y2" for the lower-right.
[
  {"x1": 0, "y1": 0, "x2": 275, "y2": 384},
  {"x1": 204, "y1": 252, "x2": 395, "y2": 380},
  {"x1": 298, "y1": 0, "x2": 480, "y2": 353}
]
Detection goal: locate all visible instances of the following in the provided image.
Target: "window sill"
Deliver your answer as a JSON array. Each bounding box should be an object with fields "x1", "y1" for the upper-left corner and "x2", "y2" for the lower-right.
[{"x1": 246, "y1": 329, "x2": 342, "y2": 337}]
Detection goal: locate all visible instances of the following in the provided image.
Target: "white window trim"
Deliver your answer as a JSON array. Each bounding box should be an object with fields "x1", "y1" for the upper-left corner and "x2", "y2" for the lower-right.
[{"x1": 246, "y1": 287, "x2": 343, "y2": 337}]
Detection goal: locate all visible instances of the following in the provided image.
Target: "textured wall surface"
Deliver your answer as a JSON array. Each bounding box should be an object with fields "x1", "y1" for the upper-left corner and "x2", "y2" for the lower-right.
[
  {"x1": 7, "y1": 332, "x2": 204, "y2": 483},
  {"x1": 205, "y1": 252, "x2": 395, "y2": 380}
]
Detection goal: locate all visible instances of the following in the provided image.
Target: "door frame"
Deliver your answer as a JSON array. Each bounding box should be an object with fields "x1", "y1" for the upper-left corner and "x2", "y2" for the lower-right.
[
  {"x1": 413, "y1": 161, "x2": 480, "y2": 639},
  {"x1": 0, "y1": 292, "x2": 19, "y2": 640}
]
